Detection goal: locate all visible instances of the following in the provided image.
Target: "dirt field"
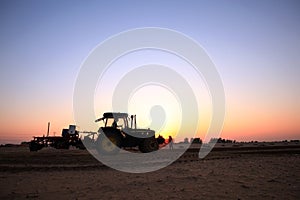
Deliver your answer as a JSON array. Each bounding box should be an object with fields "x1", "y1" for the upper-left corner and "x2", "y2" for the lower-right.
[{"x1": 0, "y1": 143, "x2": 299, "y2": 199}]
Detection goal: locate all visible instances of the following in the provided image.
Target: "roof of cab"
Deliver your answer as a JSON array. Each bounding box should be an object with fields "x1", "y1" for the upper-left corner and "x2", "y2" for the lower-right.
[{"x1": 103, "y1": 112, "x2": 128, "y2": 118}]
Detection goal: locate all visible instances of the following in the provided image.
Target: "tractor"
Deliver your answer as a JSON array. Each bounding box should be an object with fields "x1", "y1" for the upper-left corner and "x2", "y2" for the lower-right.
[
  {"x1": 94, "y1": 112, "x2": 165, "y2": 154},
  {"x1": 29, "y1": 125, "x2": 85, "y2": 151}
]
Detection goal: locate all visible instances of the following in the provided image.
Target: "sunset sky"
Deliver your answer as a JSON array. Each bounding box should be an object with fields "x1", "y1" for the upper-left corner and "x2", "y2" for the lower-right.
[{"x1": 0, "y1": 0, "x2": 299, "y2": 144}]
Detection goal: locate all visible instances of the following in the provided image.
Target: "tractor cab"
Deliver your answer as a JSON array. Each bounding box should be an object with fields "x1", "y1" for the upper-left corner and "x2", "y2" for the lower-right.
[{"x1": 95, "y1": 112, "x2": 137, "y2": 130}]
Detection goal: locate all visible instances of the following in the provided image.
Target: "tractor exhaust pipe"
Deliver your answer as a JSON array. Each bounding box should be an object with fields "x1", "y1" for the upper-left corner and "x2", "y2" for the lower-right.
[
  {"x1": 130, "y1": 115, "x2": 136, "y2": 129},
  {"x1": 47, "y1": 122, "x2": 50, "y2": 137}
]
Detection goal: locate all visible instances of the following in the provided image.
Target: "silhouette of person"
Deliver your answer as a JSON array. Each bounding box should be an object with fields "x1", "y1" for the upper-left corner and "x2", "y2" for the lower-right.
[
  {"x1": 169, "y1": 135, "x2": 173, "y2": 150},
  {"x1": 112, "y1": 119, "x2": 118, "y2": 129}
]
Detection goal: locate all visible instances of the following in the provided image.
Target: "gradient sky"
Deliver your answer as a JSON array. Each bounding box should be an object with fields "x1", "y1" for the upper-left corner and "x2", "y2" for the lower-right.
[{"x1": 0, "y1": 0, "x2": 299, "y2": 144}]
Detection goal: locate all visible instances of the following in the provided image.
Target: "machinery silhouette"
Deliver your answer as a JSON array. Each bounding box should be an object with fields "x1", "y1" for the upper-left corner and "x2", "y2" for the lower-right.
[{"x1": 94, "y1": 112, "x2": 165, "y2": 154}]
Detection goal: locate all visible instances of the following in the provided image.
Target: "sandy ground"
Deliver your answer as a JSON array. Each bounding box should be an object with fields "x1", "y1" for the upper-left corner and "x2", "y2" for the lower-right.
[{"x1": 0, "y1": 143, "x2": 299, "y2": 200}]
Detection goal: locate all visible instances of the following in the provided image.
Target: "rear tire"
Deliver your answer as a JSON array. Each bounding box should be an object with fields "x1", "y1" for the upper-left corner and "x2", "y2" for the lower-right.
[
  {"x1": 96, "y1": 131, "x2": 122, "y2": 155},
  {"x1": 139, "y1": 137, "x2": 159, "y2": 153}
]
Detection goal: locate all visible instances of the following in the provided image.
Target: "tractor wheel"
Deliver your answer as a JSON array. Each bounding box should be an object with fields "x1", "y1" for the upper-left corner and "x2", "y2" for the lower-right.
[
  {"x1": 29, "y1": 141, "x2": 41, "y2": 152},
  {"x1": 139, "y1": 137, "x2": 159, "y2": 153},
  {"x1": 96, "y1": 132, "x2": 122, "y2": 155}
]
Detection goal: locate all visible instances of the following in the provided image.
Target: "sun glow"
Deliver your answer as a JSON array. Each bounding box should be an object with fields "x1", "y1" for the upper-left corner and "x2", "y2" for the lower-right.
[{"x1": 127, "y1": 84, "x2": 181, "y2": 139}]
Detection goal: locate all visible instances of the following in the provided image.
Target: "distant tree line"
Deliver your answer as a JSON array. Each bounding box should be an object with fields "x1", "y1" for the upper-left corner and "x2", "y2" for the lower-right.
[
  {"x1": 180, "y1": 137, "x2": 234, "y2": 144},
  {"x1": 209, "y1": 137, "x2": 236, "y2": 144},
  {"x1": 180, "y1": 137, "x2": 203, "y2": 144}
]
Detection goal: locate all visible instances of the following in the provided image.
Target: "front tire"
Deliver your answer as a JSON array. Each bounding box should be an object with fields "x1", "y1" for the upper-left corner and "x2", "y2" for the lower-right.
[{"x1": 139, "y1": 137, "x2": 159, "y2": 153}]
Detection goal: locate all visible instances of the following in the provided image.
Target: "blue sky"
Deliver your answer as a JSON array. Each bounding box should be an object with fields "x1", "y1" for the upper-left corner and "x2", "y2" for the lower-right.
[{"x1": 0, "y1": 0, "x2": 299, "y2": 143}]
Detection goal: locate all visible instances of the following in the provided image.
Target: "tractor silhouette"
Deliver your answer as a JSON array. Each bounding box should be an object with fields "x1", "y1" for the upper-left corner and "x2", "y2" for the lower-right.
[{"x1": 95, "y1": 112, "x2": 165, "y2": 154}]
